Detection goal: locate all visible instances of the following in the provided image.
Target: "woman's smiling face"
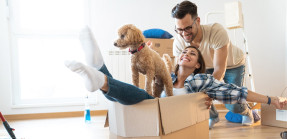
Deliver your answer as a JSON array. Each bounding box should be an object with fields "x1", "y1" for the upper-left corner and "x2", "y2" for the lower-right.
[{"x1": 178, "y1": 47, "x2": 200, "y2": 70}]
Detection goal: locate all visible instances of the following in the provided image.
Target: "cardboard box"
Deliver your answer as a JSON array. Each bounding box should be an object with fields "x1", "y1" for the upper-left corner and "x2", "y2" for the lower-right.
[
  {"x1": 105, "y1": 93, "x2": 209, "y2": 139},
  {"x1": 261, "y1": 104, "x2": 287, "y2": 128},
  {"x1": 144, "y1": 38, "x2": 174, "y2": 57}
]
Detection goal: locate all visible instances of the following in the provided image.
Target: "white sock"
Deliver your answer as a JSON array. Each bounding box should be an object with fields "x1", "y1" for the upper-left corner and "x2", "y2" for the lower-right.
[
  {"x1": 65, "y1": 61, "x2": 105, "y2": 92},
  {"x1": 79, "y1": 26, "x2": 104, "y2": 69}
]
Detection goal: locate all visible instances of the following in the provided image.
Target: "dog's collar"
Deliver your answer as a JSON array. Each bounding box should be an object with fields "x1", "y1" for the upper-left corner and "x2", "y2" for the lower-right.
[{"x1": 129, "y1": 43, "x2": 145, "y2": 54}]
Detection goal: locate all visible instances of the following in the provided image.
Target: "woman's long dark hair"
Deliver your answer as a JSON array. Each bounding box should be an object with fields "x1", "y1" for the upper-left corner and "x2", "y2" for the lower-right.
[{"x1": 174, "y1": 46, "x2": 206, "y2": 75}]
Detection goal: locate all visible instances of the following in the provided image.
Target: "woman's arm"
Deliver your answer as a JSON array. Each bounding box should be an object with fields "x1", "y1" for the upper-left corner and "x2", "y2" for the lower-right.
[
  {"x1": 192, "y1": 74, "x2": 287, "y2": 109},
  {"x1": 246, "y1": 90, "x2": 287, "y2": 109},
  {"x1": 205, "y1": 90, "x2": 287, "y2": 110}
]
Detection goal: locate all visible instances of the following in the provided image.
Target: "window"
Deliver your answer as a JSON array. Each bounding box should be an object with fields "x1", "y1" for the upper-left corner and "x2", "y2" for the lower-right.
[{"x1": 9, "y1": 0, "x2": 95, "y2": 107}]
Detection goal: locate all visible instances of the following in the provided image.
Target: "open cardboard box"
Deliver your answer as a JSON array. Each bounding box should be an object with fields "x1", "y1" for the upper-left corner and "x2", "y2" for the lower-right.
[
  {"x1": 144, "y1": 38, "x2": 174, "y2": 57},
  {"x1": 261, "y1": 103, "x2": 287, "y2": 128},
  {"x1": 105, "y1": 92, "x2": 209, "y2": 139}
]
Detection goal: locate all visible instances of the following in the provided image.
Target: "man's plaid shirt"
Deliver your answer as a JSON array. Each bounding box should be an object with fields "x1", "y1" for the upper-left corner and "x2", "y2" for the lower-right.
[{"x1": 171, "y1": 73, "x2": 248, "y2": 104}]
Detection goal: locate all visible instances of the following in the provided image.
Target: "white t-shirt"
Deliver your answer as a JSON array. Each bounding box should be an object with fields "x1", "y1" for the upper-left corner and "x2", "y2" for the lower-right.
[
  {"x1": 173, "y1": 23, "x2": 245, "y2": 69},
  {"x1": 161, "y1": 87, "x2": 188, "y2": 98}
]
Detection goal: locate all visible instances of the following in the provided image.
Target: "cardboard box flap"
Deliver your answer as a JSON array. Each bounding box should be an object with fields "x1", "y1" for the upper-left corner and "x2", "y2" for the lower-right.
[
  {"x1": 108, "y1": 98, "x2": 160, "y2": 137},
  {"x1": 193, "y1": 93, "x2": 210, "y2": 122},
  {"x1": 159, "y1": 92, "x2": 209, "y2": 135}
]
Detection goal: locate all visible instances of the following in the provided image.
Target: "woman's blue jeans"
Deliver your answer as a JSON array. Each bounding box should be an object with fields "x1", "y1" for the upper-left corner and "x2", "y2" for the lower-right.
[
  {"x1": 206, "y1": 65, "x2": 250, "y2": 119},
  {"x1": 99, "y1": 64, "x2": 154, "y2": 105}
]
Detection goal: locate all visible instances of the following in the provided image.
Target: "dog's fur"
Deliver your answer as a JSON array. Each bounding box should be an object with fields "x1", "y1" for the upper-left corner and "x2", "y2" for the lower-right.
[{"x1": 114, "y1": 24, "x2": 173, "y2": 97}]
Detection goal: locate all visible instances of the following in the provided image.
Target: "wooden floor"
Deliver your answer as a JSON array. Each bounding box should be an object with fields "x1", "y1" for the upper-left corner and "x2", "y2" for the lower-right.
[
  {"x1": 0, "y1": 112, "x2": 286, "y2": 139},
  {"x1": 209, "y1": 112, "x2": 285, "y2": 139}
]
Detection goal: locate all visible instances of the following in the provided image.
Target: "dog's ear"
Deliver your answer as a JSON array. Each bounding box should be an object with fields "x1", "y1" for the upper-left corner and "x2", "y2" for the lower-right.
[{"x1": 126, "y1": 26, "x2": 145, "y2": 45}]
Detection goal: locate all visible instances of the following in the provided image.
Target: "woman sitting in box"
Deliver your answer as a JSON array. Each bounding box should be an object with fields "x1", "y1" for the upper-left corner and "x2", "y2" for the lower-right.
[{"x1": 65, "y1": 27, "x2": 287, "y2": 123}]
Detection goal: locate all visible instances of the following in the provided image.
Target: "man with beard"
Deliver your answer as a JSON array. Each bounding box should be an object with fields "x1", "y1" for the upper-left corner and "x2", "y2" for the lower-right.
[{"x1": 171, "y1": 1, "x2": 254, "y2": 129}]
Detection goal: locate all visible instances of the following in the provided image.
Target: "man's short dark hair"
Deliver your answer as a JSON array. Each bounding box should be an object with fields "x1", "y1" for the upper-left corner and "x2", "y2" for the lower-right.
[{"x1": 171, "y1": 1, "x2": 198, "y2": 19}]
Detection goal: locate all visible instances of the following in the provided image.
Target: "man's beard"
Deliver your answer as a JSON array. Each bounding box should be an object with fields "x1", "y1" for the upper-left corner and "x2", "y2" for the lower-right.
[{"x1": 183, "y1": 25, "x2": 198, "y2": 43}]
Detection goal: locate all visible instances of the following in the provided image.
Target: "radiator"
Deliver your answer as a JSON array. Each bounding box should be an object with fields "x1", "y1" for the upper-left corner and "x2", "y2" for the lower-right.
[{"x1": 106, "y1": 50, "x2": 132, "y2": 84}]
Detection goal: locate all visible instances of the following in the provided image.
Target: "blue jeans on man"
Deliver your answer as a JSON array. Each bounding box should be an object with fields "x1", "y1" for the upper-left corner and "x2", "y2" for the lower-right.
[{"x1": 206, "y1": 65, "x2": 250, "y2": 120}]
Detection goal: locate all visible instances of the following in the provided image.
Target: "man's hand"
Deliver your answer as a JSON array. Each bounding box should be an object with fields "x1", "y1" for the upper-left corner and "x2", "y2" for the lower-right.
[{"x1": 205, "y1": 97, "x2": 213, "y2": 109}]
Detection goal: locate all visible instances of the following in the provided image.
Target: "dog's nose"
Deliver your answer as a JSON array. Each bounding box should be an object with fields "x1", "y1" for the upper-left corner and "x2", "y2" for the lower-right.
[{"x1": 114, "y1": 42, "x2": 117, "y2": 46}]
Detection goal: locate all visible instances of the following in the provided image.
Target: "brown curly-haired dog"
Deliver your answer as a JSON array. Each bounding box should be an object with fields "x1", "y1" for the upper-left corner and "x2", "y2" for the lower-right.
[{"x1": 114, "y1": 24, "x2": 173, "y2": 97}]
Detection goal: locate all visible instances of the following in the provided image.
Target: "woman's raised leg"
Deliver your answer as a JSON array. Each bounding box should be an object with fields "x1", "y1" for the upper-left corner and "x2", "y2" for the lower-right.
[{"x1": 65, "y1": 61, "x2": 154, "y2": 105}]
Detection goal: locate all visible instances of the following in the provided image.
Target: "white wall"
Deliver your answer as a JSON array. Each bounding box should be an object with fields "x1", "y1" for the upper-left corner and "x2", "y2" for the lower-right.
[
  {"x1": 242, "y1": 0, "x2": 286, "y2": 96},
  {"x1": 0, "y1": 0, "x2": 286, "y2": 115}
]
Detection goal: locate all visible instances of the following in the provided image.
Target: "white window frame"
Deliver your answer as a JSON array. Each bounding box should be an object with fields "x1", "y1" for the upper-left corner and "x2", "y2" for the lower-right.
[{"x1": 8, "y1": 0, "x2": 95, "y2": 108}]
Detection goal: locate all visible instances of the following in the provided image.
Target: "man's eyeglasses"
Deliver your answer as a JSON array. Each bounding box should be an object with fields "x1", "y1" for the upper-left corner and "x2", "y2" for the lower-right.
[{"x1": 175, "y1": 18, "x2": 197, "y2": 34}]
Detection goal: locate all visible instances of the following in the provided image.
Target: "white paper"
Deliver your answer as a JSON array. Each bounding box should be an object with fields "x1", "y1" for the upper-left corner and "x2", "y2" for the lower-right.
[{"x1": 276, "y1": 109, "x2": 287, "y2": 122}]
